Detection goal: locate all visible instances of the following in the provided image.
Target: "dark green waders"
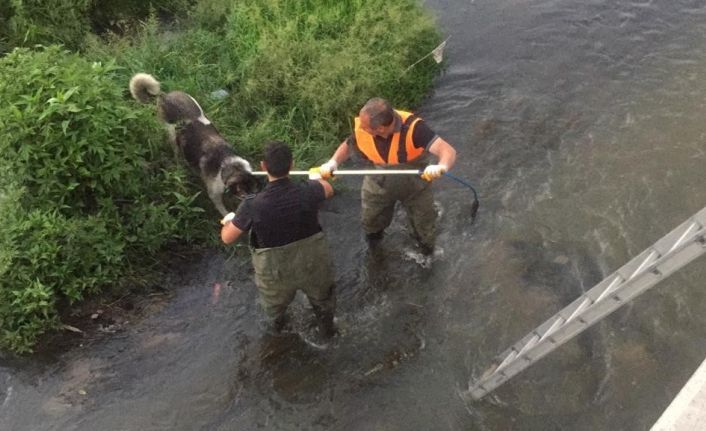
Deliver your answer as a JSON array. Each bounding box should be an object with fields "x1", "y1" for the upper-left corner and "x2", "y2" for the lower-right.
[
  {"x1": 251, "y1": 231, "x2": 335, "y2": 333},
  {"x1": 361, "y1": 173, "x2": 437, "y2": 250}
]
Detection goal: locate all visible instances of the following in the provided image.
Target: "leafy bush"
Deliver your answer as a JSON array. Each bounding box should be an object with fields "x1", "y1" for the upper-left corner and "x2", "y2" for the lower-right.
[
  {"x1": 0, "y1": 0, "x2": 193, "y2": 54},
  {"x1": 0, "y1": 46, "x2": 206, "y2": 352},
  {"x1": 0, "y1": 184, "x2": 59, "y2": 353},
  {"x1": 2, "y1": 0, "x2": 93, "y2": 52},
  {"x1": 0, "y1": 0, "x2": 12, "y2": 53},
  {"x1": 89, "y1": 0, "x2": 193, "y2": 36}
]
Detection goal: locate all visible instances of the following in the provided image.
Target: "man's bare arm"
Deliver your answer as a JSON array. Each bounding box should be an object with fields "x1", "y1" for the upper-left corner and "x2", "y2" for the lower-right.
[
  {"x1": 428, "y1": 137, "x2": 457, "y2": 169},
  {"x1": 329, "y1": 141, "x2": 351, "y2": 165},
  {"x1": 221, "y1": 221, "x2": 244, "y2": 244},
  {"x1": 317, "y1": 179, "x2": 334, "y2": 199}
]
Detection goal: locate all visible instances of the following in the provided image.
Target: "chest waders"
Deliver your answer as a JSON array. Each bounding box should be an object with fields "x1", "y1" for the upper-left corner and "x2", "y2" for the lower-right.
[
  {"x1": 360, "y1": 156, "x2": 437, "y2": 250},
  {"x1": 250, "y1": 231, "x2": 335, "y2": 325}
]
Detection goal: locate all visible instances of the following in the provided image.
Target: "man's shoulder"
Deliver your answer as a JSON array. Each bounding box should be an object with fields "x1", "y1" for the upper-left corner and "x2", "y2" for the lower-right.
[
  {"x1": 411, "y1": 116, "x2": 430, "y2": 129},
  {"x1": 298, "y1": 178, "x2": 322, "y2": 190},
  {"x1": 295, "y1": 179, "x2": 327, "y2": 202},
  {"x1": 236, "y1": 193, "x2": 258, "y2": 212},
  {"x1": 411, "y1": 119, "x2": 437, "y2": 148}
]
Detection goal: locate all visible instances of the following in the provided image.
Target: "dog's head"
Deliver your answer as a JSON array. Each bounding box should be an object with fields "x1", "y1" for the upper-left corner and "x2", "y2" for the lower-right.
[{"x1": 221, "y1": 157, "x2": 260, "y2": 198}]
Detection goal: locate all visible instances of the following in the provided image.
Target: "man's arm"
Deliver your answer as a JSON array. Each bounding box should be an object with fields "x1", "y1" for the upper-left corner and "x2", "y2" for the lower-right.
[
  {"x1": 420, "y1": 137, "x2": 457, "y2": 181},
  {"x1": 329, "y1": 140, "x2": 351, "y2": 165},
  {"x1": 317, "y1": 179, "x2": 334, "y2": 199},
  {"x1": 428, "y1": 137, "x2": 457, "y2": 170},
  {"x1": 221, "y1": 221, "x2": 244, "y2": 245},
  {"x1": 319, "y1": 140, "x2": 351, "y2": 178}
]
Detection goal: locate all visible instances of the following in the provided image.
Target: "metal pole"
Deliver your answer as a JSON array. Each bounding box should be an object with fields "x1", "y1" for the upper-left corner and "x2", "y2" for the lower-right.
[
  {"x1": 251, "y1": 169, "x2": 422, "y2": 176},
  {"x1": 252, "y1": 169, "x2": 481, "y2": 220}
]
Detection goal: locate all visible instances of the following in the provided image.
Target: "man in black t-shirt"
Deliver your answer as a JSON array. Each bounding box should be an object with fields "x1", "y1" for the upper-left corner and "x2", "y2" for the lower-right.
[
  {"x1": 221, "y1": 141, "x2": 336, "y2": 338},
  {"x1": 319, "y1": 97, "x2": 457, "y2": 255}
]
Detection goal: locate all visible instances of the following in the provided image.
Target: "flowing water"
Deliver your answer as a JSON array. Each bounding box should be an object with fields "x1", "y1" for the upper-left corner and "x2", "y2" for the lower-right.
[{"x1": 2, "y1": 0, "x2": 706, "y2": 429}]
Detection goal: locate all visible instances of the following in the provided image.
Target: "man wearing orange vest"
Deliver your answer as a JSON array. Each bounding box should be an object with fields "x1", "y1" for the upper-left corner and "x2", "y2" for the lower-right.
[{"x1": 319, "y1": 97, "x2": 456, "y2": 255}]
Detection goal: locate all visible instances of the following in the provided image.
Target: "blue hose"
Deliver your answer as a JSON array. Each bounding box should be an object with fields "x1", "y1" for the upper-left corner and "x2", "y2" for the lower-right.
[{"x1": 442, "y1": 172, "x2": 480, "y2": 222}]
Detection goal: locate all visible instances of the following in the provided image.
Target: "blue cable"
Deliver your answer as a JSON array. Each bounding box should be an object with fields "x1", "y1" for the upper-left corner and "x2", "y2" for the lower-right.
[
  {"x1": 441, "y1": 172, "x2": 480, "y2": 222},
  {"x1": 443, "y1": 172, "x2": 478, "y2": 201}
]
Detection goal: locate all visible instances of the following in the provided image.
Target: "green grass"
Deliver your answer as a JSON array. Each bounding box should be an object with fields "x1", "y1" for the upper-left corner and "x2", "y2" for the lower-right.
[{"x1": 90, "y1": 0, "x2": 442, "y2": 165}]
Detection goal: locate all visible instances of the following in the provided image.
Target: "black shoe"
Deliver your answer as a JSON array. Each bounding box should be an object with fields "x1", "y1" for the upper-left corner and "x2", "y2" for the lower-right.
[
  {"x1": 262, "y1": 314, "x2": 290, "y2": 335},
  {"x1": 365, "y1": 230, "x2": 384, "y2": 247},
  {"x1": 319, "y1": 319, "x2": 338, "y2": 339},
  {"x1": 302, "y1": 326, "x2": 334, "y2": 349},
  {"x1": 419, "y1": 243, "x2": 434, "y2": 256},
  {"x1": 309, "y1": 303, "x2": 337, "y2": 339}
]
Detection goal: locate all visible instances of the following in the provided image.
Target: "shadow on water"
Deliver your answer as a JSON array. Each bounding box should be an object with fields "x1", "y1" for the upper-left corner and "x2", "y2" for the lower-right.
[{"x1": 4, "y1": 0, "x2": 706, "y2": 429}]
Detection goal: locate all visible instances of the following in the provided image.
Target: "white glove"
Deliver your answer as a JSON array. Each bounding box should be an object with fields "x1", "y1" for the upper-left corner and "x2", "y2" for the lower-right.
[
  {"x1": 421, "y1": 164, "x2": 447, "y2": 181},
  {"x1": 308, "y1": 167, "x2": 322, "y2": 180},
  {"x1": 220, "y1": 212, "x2": 236, "y2": 226},
  {"x1": 319, "y1": 159, "x2": 338, "y2": 179}
]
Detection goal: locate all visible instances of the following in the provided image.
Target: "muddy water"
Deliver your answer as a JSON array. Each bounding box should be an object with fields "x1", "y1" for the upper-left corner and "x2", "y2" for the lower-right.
[{"x1": 3, "y1": 0, "x2": 706, "y2": 430}]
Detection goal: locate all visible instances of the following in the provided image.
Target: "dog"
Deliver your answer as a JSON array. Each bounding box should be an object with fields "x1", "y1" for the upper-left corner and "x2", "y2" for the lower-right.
[{"x1": 129, "y1": 73, "x2": 259, "y2": 215}]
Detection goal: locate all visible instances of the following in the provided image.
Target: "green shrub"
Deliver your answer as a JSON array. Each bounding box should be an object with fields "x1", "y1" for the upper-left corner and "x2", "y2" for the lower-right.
[
  {"x1": 3, "y1": 0, "x2": 93, "y2": 52},
  {"x1": 89, "y1": 0, "x2": 194, "y2": 36},
  {"x1": 0, "y1": 0, "x2": 193, "y2": 54},
  {"x1": 0, "y1": 46, "x2": 206, "y2": 352},
  {"x1": 0, "y1": 0, "x2": 11, "y2": 53},
  {"x1": 0, "y1": 184, "x2": 58, "y2": 353}
]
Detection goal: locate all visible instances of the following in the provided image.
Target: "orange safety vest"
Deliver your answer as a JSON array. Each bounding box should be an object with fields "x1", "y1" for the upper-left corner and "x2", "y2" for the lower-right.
[{"x1": 354, "y1": 110, "x2": 424, "y2": 165}]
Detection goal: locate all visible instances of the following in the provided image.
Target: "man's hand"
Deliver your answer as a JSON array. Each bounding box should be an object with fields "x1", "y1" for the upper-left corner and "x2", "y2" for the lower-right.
[
  {"x1": 308, "y1": 167, "x2": 322, "y2": 180},
  {"x1": 220, "y1": 212, "x2": 235, "y2": 226},
  {"x1": 421, "y1": 164, "x2": 448, "y2": 181},
  {"x1": 319, "y1": 159, "x2": 338, "y2": 179}
]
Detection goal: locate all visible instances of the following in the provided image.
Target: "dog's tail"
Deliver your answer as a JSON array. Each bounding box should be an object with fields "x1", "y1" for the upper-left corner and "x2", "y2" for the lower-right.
[
  {"x1": 129, "y1": 73, "x2": 162, "y2": 104},
  {"x1": 129, "y1": 73, "x2": 206, "y2": 125}
]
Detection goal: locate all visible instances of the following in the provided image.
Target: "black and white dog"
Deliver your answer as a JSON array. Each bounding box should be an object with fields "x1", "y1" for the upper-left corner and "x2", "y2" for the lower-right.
[{"x1": 129, "y1": 73, "x2": 259, "y2": 215}]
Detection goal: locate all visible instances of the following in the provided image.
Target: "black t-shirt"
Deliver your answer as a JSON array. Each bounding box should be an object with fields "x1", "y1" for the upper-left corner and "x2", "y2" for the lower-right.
[
  {"x1": 232, "y1": 178, "x2": 325, "y2": 248},
  {"x1": 346, "y1": 117, "x2": 438, "y2": 163}
]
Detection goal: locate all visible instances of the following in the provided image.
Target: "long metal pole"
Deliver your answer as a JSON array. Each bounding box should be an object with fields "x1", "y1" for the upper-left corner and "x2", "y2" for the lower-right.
[
  {"x1": 252, "y1": 169, "x2": 481, "y2": 221},
  {"x1": 251, "y1": 170, "x2": 422, "y2": 176}
]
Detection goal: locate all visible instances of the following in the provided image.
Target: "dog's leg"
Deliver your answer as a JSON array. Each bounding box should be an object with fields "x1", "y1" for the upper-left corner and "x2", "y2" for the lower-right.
[
  {"x1": 166, "y1": 124, "x2": 180, "y2": 160},
  {"x1": 205, "y1": 176, "x2": 229, "y2": 216}
]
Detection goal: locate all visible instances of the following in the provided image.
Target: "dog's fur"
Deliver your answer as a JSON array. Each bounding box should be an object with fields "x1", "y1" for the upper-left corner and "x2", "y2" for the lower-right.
[{"x1": 129, "y1": 73, "x2": 259, "y2": 215}]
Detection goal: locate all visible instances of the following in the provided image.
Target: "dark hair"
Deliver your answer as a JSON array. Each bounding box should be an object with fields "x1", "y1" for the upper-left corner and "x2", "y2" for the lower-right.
[
  {"x1": 263, "y1": 140, "x2": 292, "y2": 177},
  {"x1": 361, "y1": 97, "x2": 394, "y2": 128}
]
